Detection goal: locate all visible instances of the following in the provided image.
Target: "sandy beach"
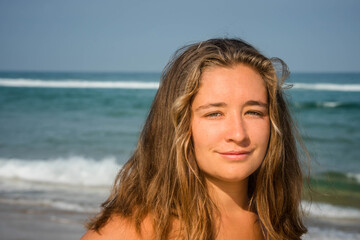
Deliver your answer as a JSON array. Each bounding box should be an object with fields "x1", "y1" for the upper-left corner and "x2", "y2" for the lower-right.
[{"x1": 0, "y1": 202, "x2": 88, "y2": 240}]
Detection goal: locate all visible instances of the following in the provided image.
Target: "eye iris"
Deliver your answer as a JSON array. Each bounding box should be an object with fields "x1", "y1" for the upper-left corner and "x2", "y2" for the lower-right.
[
  {"x1": 248, "y1": 111, "x2": 263, "y2": 116},
  {"x1": 207, "y1": 112, "x2": 221, "y2": 117}
]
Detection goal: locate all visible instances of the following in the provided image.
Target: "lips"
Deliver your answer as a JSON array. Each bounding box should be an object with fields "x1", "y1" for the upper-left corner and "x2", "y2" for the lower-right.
[{"x1": 217, "y1": 150, "x2": 252, "y2": 160}]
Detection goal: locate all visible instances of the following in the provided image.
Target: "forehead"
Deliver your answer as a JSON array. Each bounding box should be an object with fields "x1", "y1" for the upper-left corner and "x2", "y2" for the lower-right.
[{"x1": 194, "y1": 64, "x2": 267, "y2": 104}]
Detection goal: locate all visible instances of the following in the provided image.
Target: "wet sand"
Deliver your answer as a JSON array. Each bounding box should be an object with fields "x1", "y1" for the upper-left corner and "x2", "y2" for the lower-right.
[
  {"x1": 1, "y1": 201, "x2": 360, "y2": 240},
  {"x1": 0, "y1": 202, "x2": 89, "y2": 240}
]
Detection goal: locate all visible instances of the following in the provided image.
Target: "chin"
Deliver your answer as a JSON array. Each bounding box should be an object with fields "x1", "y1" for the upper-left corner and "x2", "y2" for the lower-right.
[{"x1": 208, "y1": 172, "x2": 252, "y2": 184}]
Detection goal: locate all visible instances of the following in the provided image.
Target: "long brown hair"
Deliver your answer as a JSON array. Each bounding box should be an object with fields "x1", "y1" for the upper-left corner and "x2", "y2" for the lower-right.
[{"x1": 87, "y1": 38, "x2": 307, "y2": 240}]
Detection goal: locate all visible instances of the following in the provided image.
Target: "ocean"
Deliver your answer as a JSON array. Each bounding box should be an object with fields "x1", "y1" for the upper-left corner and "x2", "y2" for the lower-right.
[{"x1": 0, "y1": 71, "x2": 359, "y2": 239}]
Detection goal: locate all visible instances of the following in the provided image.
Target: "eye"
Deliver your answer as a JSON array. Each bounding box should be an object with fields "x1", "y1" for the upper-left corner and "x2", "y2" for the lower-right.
[
  {"x1": 204, "y1": 112, "x2": 223, "y2": 118},
  {"x1": 245, "y1": 111, "x2": 264, "y2": 117}
]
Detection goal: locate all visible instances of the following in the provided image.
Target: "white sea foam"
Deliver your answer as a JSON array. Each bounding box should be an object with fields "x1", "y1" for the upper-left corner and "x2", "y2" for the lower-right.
[
  {"x1": 347, "y1": 173, "x2": 360, "y2": 183},
  {"x1": 0, "y1": 156, "x2": 121, "y2": 187},
  {"x1": 321, "y1": 101, "x2": 342, "y2": 108},
  {"x1": 292, "y1": 83, "x2": 360, "y2": 92},
  {"x1": 302, "y1": 201, "x2": 360, "y2": 220},
  {"x1": 1, "y1": 79, "x2": 360, "y2": 92},
  {"x1": 304, "y1": 226, "x2": 360, "y2": 240},
  {"x1": 0, "y1": 198, "x2": 97, "y2": 213},
  {"x1": 0, "y1": 78, "x2": 159, "y2": 89}
]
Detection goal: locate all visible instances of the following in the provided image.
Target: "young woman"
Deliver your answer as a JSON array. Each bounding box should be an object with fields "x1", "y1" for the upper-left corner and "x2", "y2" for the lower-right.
[{"x1": 81, "y1": 38, "x2": 307, "y2": 240}]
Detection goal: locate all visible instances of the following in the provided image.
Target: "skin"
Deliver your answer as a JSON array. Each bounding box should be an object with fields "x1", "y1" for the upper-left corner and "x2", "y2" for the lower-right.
[
  {"x1": 191, "y1": 64, "x2": 269, "y2": 239},
  {"x1": 81, "y1": 63, "x2": 269, "y2": 240},
  {"x1": 191, "y1": 63, "x2": 270, "y2": 187},
  {"x1": 80, "y1": 214, "x2": 154, "y2": 240}
]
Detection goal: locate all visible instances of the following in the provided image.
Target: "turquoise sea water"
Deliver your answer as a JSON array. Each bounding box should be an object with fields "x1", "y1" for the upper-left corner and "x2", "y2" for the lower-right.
[{"x1": 0, "y1": 72, "x2": 359, "y2": 238}]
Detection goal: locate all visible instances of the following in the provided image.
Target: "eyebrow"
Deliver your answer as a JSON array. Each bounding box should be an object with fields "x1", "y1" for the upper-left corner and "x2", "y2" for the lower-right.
[
  {"x1": 195, "y1": 102, "x2": 226, "y2": 112},
  {"x1": 244, "y1": 100, "x2": 268, "y2": 108},
  {"x1": 194, "y1": 100, "x2": 268, "y2": 112}
]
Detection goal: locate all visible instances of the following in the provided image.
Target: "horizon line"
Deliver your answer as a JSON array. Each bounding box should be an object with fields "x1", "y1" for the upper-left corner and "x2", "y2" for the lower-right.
[{"x1": 0, "y1": 70, "x2": 360, "y2": 75}]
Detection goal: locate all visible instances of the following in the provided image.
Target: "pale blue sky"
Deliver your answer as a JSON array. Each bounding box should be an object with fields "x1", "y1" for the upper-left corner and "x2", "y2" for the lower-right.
[{"x1": 0, "y1": 0, "x2": 359, "y2": 72}]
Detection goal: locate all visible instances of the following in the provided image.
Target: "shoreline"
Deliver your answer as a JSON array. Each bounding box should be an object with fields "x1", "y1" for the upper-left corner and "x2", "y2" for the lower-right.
[
  {"x1": 0, "y1": 202, "x2": 89, "y2": 240},
  {"x1": 1, "y1": 201, "x2": 359, "y2": 240}
]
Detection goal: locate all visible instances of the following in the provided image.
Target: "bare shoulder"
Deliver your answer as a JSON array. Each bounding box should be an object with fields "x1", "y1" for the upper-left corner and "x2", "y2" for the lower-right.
[{"x1": 80, "y1": 214, "x2": 154, "y2": 240}]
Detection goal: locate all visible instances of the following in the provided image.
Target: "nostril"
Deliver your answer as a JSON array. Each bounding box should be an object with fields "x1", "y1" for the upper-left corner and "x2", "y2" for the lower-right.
[{"x1": 226, "y1": 122, "x2": 249, "y2": 146}]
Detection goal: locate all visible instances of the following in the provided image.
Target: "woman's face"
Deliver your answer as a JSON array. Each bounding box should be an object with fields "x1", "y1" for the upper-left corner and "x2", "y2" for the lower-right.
[{"x1": 191, "y1": 64, "x2": 270, "y2": 185}]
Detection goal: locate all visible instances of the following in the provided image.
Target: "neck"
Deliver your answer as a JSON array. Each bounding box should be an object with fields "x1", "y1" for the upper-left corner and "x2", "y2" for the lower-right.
[{"x1": 205, "y1": 176, "x2": 249, "y2": 215}]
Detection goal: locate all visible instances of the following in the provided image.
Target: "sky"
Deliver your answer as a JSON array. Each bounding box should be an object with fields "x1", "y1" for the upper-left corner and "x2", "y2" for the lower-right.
[{"x1": 0, "y1": 0, "x2": 359, "y2": 73}]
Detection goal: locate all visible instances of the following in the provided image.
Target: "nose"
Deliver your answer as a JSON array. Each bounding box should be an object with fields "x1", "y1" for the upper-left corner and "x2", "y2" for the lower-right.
[{"x1": 225, "y1": 113, "x2": 250, "y2": 146}]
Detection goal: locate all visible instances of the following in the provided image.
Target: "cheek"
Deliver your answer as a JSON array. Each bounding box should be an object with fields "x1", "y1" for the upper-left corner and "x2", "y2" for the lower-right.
[
  {"x1": 249, "y1": 123, "x2": 270, "y2": 173},
  {"x1": 191, "y1": 119, "x2": 206, "y2": 150},
  {"x1": 191, "y1": 119, "x2": 216, "y2": 161},
  {"x1": 260, "y1": 125, "x2": 270, "y2": 143},
  {"x1": 191, "y1": 121, "x2": 211, "y2": 173},
  {"x1": 191, "y1": 119, "x2": 221, "y2": 148},
  {"x1": 264, "y1": 121, "x2": 271, "y2": 145},
  {"x1": 256, "y1": 122, "x2": 270, "y2": 154}
]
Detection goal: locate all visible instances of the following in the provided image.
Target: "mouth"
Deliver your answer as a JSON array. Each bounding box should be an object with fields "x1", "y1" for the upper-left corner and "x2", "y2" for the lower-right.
[{"x1": 217, "y1": 150, "x2": 252, "y2": 160}]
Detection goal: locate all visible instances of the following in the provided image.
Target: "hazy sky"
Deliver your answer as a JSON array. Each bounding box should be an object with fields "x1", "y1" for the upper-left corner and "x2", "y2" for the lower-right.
[{"x1": 1, "y1": 0, "x2": 359, "y2": 72}]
